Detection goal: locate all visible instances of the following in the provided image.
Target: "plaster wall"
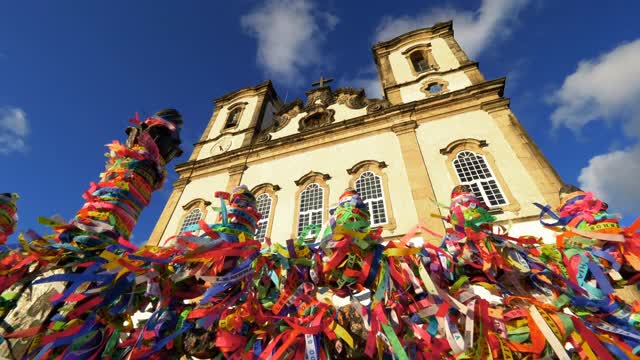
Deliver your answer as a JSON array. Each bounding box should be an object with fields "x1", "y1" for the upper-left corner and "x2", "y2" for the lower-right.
[
  {"x1": 270, "y1": 103, "x2": 367, "y2": 141},
  {"x1": 328, "y1": 103, "x2": 368, "y2": 122},
  {"x1": 399, "y1": 71, "x2": 473, "y2": 103},
  {"x1": 240, "y1": 131, "x2": 418, "y2": 243},
  {"x1": 415, "y1": 110, "x2": 546, "y2": 223}
]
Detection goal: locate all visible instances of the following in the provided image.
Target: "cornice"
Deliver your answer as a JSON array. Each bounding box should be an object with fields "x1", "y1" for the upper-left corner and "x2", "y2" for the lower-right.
[
  {"x1": 439, "y1": 138, "x2": 488, "y2": 155},
  {"x1": 372, "y1": 21, "x2": 453, "y2": 53},
  {"x1": 401, "y1": 43, "x2": 431, "y2": 55},
  {"x1": 227, "y1": 164, "x2": 247, "y2": 175},
  {"x1": 480, "y1": 98, "x2": 511, "y2": 113},
  {"x1": 346, "y1": 160, "x2": 388, "y2": 175},
  {"x1": 213, "y1": 80, "x2": 274, "y2": 106},
  {"x1": 182, "y1": 198, "x2": 212, "y2": 210},
  {"x1": 174, "y1": 78, "x2": 506, "y2": 176},
  {"x1": 251, "y1": 183, "x2": 281, "y2": 193},
  {"x1": 294, "y1": 171, "x2": 332, "y2": 186},
  {"x1": 195, "y1": 127, "x2": 253, "y2": 146},
  {"x1": 391, "y1": 121, "x2": 418, "y2": 135},
  {"x1": 174, "y1": 178, "x2": 190, "y2": 189}
]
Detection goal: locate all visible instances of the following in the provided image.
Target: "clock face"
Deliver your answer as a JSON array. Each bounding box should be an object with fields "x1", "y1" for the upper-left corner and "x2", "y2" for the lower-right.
[{"x1": 210, "y1": 137, "x2": 232, "y2": 155}]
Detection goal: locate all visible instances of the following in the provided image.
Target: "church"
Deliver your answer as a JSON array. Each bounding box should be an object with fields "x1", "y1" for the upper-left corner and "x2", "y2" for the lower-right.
[{"x1": 147, "y1": 21, "x2": 563, "y2": 247}]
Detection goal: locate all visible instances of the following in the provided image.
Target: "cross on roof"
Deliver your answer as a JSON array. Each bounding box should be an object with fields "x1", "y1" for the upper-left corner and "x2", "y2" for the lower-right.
[{"x1": 311, "y1": 75, "x2": 333, "y2": 88}]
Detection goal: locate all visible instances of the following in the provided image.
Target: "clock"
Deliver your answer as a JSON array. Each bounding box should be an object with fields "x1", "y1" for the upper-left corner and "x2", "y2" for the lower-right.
[{"x1": 210, "y1": 137, "x2": 232, "y2": 155}]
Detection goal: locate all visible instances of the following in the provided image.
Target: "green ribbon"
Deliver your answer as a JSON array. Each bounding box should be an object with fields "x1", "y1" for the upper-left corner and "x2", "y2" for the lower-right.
[{"x1": 381, "y1": 322, "x2": 409, "y2": 360}]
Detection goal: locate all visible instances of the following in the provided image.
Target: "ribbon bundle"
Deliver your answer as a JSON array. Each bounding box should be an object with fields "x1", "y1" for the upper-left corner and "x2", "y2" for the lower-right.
[
  {"x1": 1, "y1": 118, "x2": 640, "y2": 358},
  {"x1": 0, "y1": 193, "x2": 18, "y2": 245}
]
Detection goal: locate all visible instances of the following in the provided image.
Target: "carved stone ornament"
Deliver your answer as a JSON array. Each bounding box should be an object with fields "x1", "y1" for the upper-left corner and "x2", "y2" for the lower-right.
[
  {"x1": 256, "y1": 129, "x2": 272, "y2": 143},
  {"x1": 334, "y1": 88, "x2": 367, "y2": 110},
  {"x1": 305, "y1": 87, "x2": 334, "y2": 108},
  {"x1": 298, "y1": 106, "x2": 335, "y2": 132},
  {"x1": 272, "y1": 100, "x2": 303, "y2": 131},
  {"x1": 420, "y1": 78, "x2": 449, "y2": 97},
  {"x1": 365, "y1": 99, "x2": 391, "y2": 114}
]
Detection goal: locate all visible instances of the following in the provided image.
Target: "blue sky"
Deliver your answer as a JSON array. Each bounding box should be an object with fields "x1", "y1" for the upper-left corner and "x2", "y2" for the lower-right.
[{"x1": 1, "y1": 0, "x2": 639, "y2": 244}]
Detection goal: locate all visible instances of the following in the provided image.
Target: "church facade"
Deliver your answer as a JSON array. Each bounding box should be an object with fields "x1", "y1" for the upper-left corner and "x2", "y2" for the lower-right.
[{"x1": 147, "y1": 21, "x2": 563, "y2": 246}]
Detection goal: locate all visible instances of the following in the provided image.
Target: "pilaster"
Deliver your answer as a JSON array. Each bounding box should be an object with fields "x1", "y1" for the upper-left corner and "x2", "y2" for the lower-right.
[
  {"x1": 391, "y1": 121, "x2": 445, "y2": 240},
  {"x1": 226, "y1": 164, "x2": 248, "y2": 192},
  {"x1": 482, "y1": 100, "x2": 563, "y2": 208},
  {"x1": 148, "y1": 178, "x2": 189, "y2": 246}
]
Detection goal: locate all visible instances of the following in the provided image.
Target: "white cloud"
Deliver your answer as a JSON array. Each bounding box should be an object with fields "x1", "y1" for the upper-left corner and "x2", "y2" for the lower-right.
[
  {"x1": 241, "y1": 0, "x2": 338, "y2": 85},
  {"x1": 0, "y1": 107, "x2": 29, "y2": 155},
  {"x1": 550, "y1": 40, "x2": 640, "y2": 216},
  {"x1": 549, "y1": 39, "x2": 640, "y2": 138},
  {"x1": 578, "y1": 145, "x2": 640, "y2": 215},
  {"x1": 341, "y1": 65, "x2": 383, "y2": 99},
  {"x1": 374, "y1": 0, "x2": 529, "y2": 58}
]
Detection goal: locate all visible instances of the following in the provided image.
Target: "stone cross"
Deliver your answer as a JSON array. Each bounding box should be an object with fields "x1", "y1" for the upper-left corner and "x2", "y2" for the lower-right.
[{"x1": 312, "y1": 75, "x2": 334, "y2": 88}]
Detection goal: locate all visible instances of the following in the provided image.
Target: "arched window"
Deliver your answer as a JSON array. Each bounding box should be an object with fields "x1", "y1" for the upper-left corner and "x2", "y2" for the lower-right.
[
  {"x1": 255, "y1": 193, "x2": 272, "y2": 242},
  {"x1": 410, "y1": 51, "x2": 430, "y2": 73},
  {"x1": 453, "y1": 151, "x2": 507, "y2": 207},
  {"x1": 402, "y1": 44, "x2": 439, "y2": 77},
  {"x1": 224, "y1": 108, "x2": 241, "y2": 129},
  {"x1": 347, "y1": 160, "x2": 396, "y2": 231},
  {"x1": 355, "y1": 171, "x2": 387, "y2": 226},
  {"x1": 179, "y1": 208, "x2": 202, "y2": 233},
  {"x1": 297, "y1": 183, "x2": 324, "y2": 237}
]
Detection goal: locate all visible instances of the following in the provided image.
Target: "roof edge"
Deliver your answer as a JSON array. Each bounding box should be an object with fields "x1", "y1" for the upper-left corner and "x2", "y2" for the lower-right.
[{"x1": 372, "y1": 20, "x2": 453, "y2": 52}]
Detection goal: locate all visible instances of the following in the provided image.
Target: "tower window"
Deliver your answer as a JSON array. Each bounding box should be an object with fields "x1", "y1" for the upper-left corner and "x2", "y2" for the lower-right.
[
  {"x1": 453, "y1": 151, "x2": 507, "y2": 207},
  {"x1": 410, "y1": 51, "x2": 430, "y2": 73},
  {"x1": 225, "y1": 108, "x2": 241, "y2": 129},
  {"x1": 355, "y1": 171, "x2": 387, "y2": 226},
  {"x1": 179, "y1": 208, "x2": 202, "y2": 233},
  {"x1": 255, "y1": 193, "x2": 272, "y2": 242},
  {"x1": 297, "y1": 183, "x2": 324, "y2": 238}
]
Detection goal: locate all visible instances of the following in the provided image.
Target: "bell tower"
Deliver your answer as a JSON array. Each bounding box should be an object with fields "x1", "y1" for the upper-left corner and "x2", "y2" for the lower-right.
[
  {"x1": 372, "y1": 21, "x2": 486, "y2": 105},
  {"x1": 189, "y1": 81, "x2": 281, "y2": 162}
]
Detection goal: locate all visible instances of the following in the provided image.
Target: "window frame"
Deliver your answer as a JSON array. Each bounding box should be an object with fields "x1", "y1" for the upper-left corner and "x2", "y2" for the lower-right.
[
  {"x1": 440, "y1": 139, "x2": 520, "y2": 213},
  {"x1": 251, "y1": 183, "x2": 280, "y2": 243},
  {"x1": 297, "y1": 183, "x2": 324, "y2": 238},
  {"x1": 224, "y1": 108, "x2": 242, "y2": 129},
  {"x1": 402, "y1": 44, "x2": 439, "y2": 77},
  {"x1": 452, "y1": 150, "x2": 509, "y2": 208},
  {"x1": 354, "y1": 171, "x2": 389, "y2": 227},
  {"x1": 176, "y1": 198, "x2": 211, "y2": 236},
  {"x1": 221, "y1": 102, "x2": 247, "y2": 132},
  {"x1": 292, "y1": 171, "x2": 331, "y2": 240},
  {"x1": 254, "y1": 193, "x2": 273, "y2": 242},
  {"x1": 420, "y1": 78, "x2": 449, "y2": 97},
  {"x1": 347, "y1": 160, "x2": 396, "y2": 231}
]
